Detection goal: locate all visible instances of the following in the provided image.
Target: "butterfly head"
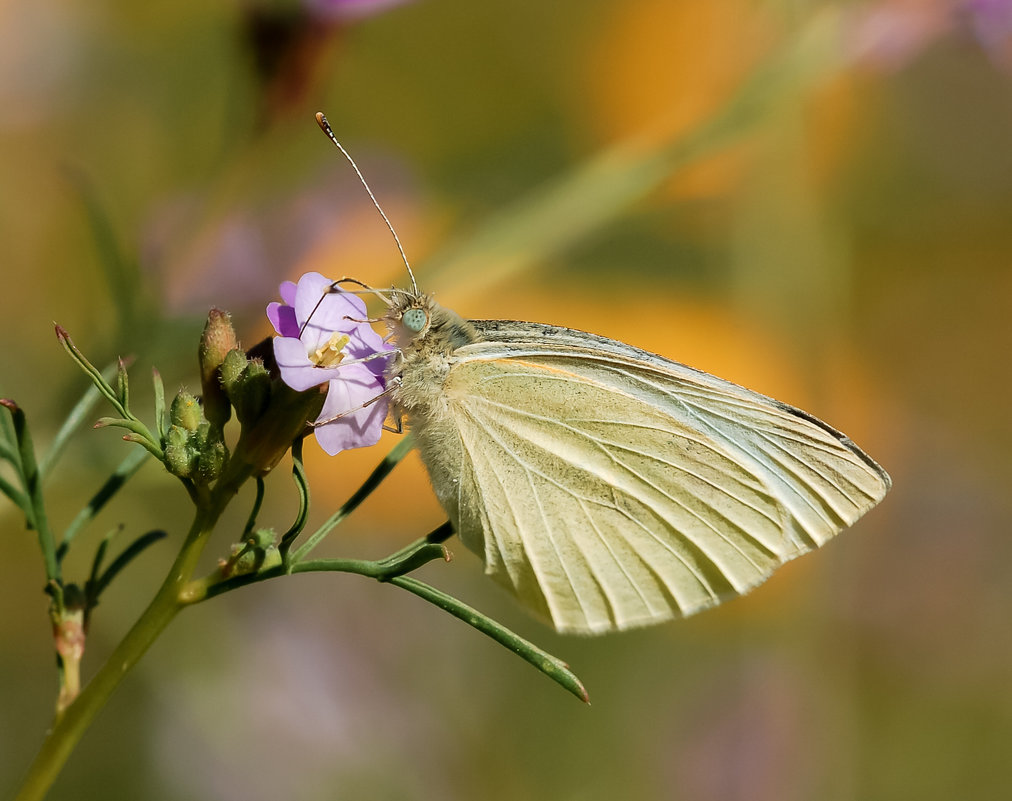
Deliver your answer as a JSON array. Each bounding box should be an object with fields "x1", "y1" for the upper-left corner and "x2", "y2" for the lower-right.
[{"x1": 386, "y1": 290, "x2": 479, "y2": 355}]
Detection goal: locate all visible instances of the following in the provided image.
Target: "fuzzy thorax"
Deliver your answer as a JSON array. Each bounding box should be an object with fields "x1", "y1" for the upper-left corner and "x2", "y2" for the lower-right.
[{"x1": 384, "y1": 292, "x2": 481, "y2": 413}]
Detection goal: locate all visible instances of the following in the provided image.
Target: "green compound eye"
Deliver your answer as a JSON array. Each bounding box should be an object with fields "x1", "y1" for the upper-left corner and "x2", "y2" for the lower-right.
[{"x1": 403, "y1": 308, "x2": 428, "y2": 333}]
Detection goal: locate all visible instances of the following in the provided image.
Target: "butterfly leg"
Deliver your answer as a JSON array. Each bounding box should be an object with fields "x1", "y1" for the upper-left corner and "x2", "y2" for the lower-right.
[
  {"x1": 311, "y1": 380, "x2": 399, "y2": 427},
  {"x1": 326, "y1": 349, "x2": 401, "y2": 370}
]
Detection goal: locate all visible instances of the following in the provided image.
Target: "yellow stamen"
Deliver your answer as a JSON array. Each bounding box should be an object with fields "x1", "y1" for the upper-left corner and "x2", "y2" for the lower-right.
[{"x1": 312, "y1": 332, "x2": 351, "y2": 367}]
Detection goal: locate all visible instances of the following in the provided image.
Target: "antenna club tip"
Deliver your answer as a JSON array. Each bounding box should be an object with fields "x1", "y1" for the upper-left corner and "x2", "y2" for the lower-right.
[{"x1": 315, "y1": 111, "x2": 328, "y2": 130}]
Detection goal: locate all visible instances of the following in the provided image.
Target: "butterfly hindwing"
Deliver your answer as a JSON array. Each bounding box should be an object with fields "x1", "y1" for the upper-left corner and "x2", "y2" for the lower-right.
[{"x1": 423, "y1": 321, "x2": 889, "y2": 635}]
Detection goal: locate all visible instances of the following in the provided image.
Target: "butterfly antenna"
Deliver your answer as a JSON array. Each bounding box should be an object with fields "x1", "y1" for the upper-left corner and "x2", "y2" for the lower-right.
[{"x1": 315, "y1": 112, "x2": 419, "y2": 296}]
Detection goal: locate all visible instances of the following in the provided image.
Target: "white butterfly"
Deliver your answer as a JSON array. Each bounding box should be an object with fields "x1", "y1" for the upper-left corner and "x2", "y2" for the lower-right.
[
  {"x1": 310, "y1": 111, "x2": 890, "y2": 635},
  {"x1": 384, "y1": 292, "x2": 891, "y2": 635}
]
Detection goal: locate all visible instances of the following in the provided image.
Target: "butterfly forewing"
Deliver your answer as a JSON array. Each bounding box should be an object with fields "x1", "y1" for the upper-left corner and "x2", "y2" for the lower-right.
[{"x1": 416, "y1": 320, "x2": 890, "y2": 635}]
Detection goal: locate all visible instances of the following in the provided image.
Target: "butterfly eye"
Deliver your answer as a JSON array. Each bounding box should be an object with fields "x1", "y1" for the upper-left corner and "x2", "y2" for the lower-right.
[{"x1": 402, "y1": 307, "x2": 428, "y2": 333}]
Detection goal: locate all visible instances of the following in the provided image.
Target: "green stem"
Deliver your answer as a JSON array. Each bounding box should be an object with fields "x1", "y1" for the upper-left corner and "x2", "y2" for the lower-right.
[
  {"x1": 14, "y1": 493, "x2": 226, "y2": 801},
  {"x1": 179, "y1": 545, "x2": 588, "y2": 704},
  {"x1": 290, "y1": 434, "x2": 413, "y2": 562}
]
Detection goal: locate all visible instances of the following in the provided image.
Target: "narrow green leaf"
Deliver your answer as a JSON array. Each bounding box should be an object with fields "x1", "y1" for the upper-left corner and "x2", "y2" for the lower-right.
[
  {"x1": 38, "y1": 362, "x2": 121, "y2": 479},
  {"x1": 94, "y1": 418, "x2": 162, "y2": 458},
  {"x1": 1, "y1": 400, "x2": 59, "y2": 581},
  {"x1": 87, "y1": 528, "x2": 117, "y2": 589},
  {"x1": 56, "y1": 326, "x2": 126, "y2": 417},
  {"x1": 120, "y1": 432, "x2": 165, "y2": 460},
  {"x1": 0, "y1": 408, "x2": 18, "y2": 466},
  {"x1": 291, "y1": 434, "x2": 414, "y2": 562},
  {"x1": 0, "y1": 399, "x2": 31, "y2": 512},
  {"x1": 370, "y1": 538, "x2": 450, "y2": 580},
  {"x1": 0, "y1": 437, "x2": 18, "y2": 467},
  {"x1": 115, "y1": 358, "x2": 129, "y2": 409},
  {"x1": 0, "y1": 472, "x2": 29, "y2": 512},
  {"x1": 0, "y1": 401, "x2": 16, "y2": 446},
  {"x1": 425, "y1": 521, "x2": 454, "y2": 544},
  {"x1": 152, "y1": 368, "x2": 166, "y2": 439},
  {"x1": 57, "y1": 448, "x2": 149, "y2": 561},
  {"x1": 64, "y1": 166, "x2": 150, "y2": 346},
  {"x1": 390, "y1": 575, "x2": 590, "y2": 704},
  {"x1": 90, "y1": 530, "x2": 167, "y2": 599},
  {"x1": 180, "y1": 540, "x2": 588, "y2": 702}
]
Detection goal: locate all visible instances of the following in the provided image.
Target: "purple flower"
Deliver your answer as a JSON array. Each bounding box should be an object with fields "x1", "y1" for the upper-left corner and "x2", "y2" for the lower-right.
[
  {"x1": 844, "y1": 0, "x2": 1012, "y2": 72},
  {"x1": 966, "y1": 0, "x2": 1012, "y2": 68},
  {"x1": 305, "y1": 0, "x2": 413, "y2": 22},
  {"x1": 267, "y1": 272, "x2": 393, "y2": 455}
]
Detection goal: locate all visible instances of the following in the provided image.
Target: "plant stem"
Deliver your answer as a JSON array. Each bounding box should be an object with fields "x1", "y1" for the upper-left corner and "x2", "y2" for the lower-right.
[{"x1": 14, "y1": 494, "x2": 225, "y2": 801}]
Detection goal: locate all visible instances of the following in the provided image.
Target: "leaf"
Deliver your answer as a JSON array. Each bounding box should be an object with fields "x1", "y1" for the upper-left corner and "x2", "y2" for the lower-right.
[{"x1": 57, "y1": 448, "x2": 150, "y2": 561}]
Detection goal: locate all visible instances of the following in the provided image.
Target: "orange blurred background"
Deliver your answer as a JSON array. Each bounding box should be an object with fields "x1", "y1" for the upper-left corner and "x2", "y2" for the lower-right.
[{"x1": 3, "y1": 1, "x2": 1012, "y2": 799}]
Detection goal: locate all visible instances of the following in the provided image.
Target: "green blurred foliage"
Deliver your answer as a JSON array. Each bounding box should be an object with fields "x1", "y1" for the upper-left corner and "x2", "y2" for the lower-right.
[{"x1": 3, "y1": 0, "x2": 1012, "y2": 799}]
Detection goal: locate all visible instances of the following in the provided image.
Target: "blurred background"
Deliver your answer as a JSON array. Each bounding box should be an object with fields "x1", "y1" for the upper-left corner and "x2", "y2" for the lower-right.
[{"x1": 2, "y1": 0, "x2": 1011, "y2": 799}]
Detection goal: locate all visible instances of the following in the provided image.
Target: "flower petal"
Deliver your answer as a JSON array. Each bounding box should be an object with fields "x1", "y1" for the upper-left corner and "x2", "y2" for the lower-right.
[
  {"x1": 269, "y1": 271, "x2": 396, "y2": 449},
  {"x1": 272, "y1": 336, "x2": 343, "y2": 391},
  {"x1": 279, "y1": 280, "x2": 298, "y2": 307},
  {"x1": 313, "y1": 365, "x2": 389, "y2": 454},
  {"x1": 294, "y1": 272, "x2": 368, "y2": 334},
  {"x1": 267, "y1": 301, "x2": 300, "y2": 338}
]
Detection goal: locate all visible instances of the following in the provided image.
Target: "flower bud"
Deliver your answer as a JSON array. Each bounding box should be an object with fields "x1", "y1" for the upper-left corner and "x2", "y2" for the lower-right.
[
  {"x1": 220, "y1": 348, "x2": 248, "y2": 394},
  {"x1": 164, "y1": 392, "x2": 229, "y2": 483},
  {"x1": 220, "y1": 350, "x2": 272, "y2": 426},
  {"x1": 169, "y1": 392, "x2": 202, "y2": 432},
  {"x1": 194, "y1": 421, "x2": 227, "y2": 484},
  {"x1": 199, "y1": 309, "x2": 237, "y2": 429},
  {"x1": 235, "y1": 359, "x2": 270, "y2": 424},
  {"x1": 221, "y1": 529, "x2": 280, "y2": 577},
  {"x1": 164, "y1": 424, "x2": 195, "y2": 477}
]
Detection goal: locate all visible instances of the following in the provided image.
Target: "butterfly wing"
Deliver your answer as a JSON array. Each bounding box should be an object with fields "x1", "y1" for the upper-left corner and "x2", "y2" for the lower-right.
[{"x1": 415, "y1": 320, "x2": 890, "y2": 635}]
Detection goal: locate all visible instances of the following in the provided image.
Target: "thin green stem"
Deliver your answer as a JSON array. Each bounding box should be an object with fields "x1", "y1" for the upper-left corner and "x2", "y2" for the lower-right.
[
  {"x1": 388, "y1": 575, "x2": 589, "y2": 703},
  {"x1": 38, "y1": 362, "x2": 120, "y2": 479},
  {"x1": 241, "y1": 477, "x2": 266, "y2": 539},
  {"x1": 178, "y1": 544, "x2": 588, "y2": 703},
  {"x1": 13, "y1": 493, "x2": 226, "y2": 801},
  {"x1": 57, "y1": 448, "x2": 149, "y2": 561},
  {"x1": 279, "y1": 438, "x2": 309, "y2": 561},
  {"x1": 290, "y1": 434, "x2": 413, "y2": 562},
  {"x1": 3, "y1": 401, "x2": 60, "y2": 583},
  {"x1": 0, "y1": 471, "x2": 29, "y2": 511}
]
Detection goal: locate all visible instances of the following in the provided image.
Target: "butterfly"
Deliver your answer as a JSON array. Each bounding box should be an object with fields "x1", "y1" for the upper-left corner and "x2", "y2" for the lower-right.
[
  {"x1": 382, "y1": 290, "x2": 891, "y2": 635},
  {"x1": 312, "y1": 111, "x2": 891, "y2": 636}
]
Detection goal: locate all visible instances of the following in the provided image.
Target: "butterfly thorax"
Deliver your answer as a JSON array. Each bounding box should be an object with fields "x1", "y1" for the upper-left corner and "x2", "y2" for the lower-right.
[{"x1": 385, "y1": 291, "x2": 480, "y2": 414}]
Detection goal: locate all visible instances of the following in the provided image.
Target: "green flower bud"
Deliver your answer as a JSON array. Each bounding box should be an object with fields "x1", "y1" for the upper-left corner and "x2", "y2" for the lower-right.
[
  {"x1": 246, "y1": 528, "x2": 276, "y2": 550},
  {"x1": 199, "y1": 309, "x2": 237, "y2": 429},
  {"x1": 220, "y1": 348, "x2": 249, "y2": 397},
  {"x1": 169, "y1": 392, "x2": 202, "y2": 432},
  {"x1": 234, "y1": 358, "x2": 270, "y2": 424},
  {"x1": 194, "y1": 422, "x2": 227, "y2": 484},
  {"x1": 164, "y1": 424, "x2": 196, "y2": 477},
  {"x1": 221, "y1": 529, "x2": 279, "y2": 577},
  {"x1": 163, "y1": 398, "x2": 230, "y2": 484}
]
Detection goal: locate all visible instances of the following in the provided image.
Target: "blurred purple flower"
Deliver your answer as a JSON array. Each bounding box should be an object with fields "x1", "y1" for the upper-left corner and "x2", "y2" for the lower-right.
[
  {"x1": 845, "y1": 0, "x2": 1012, "y2": 72},
  {"x1": 144, "y1": 158, "x2": 418, "y2": 316},
  {"x1": 267, "y1": 271, "x2": 393, "y2": 454},
  {"x1": 305, "y1": 0, "x2": 413, "y2": 22},
  {"x1": 966, "y1": 0, "x2": 1012, "y2": 67}
]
